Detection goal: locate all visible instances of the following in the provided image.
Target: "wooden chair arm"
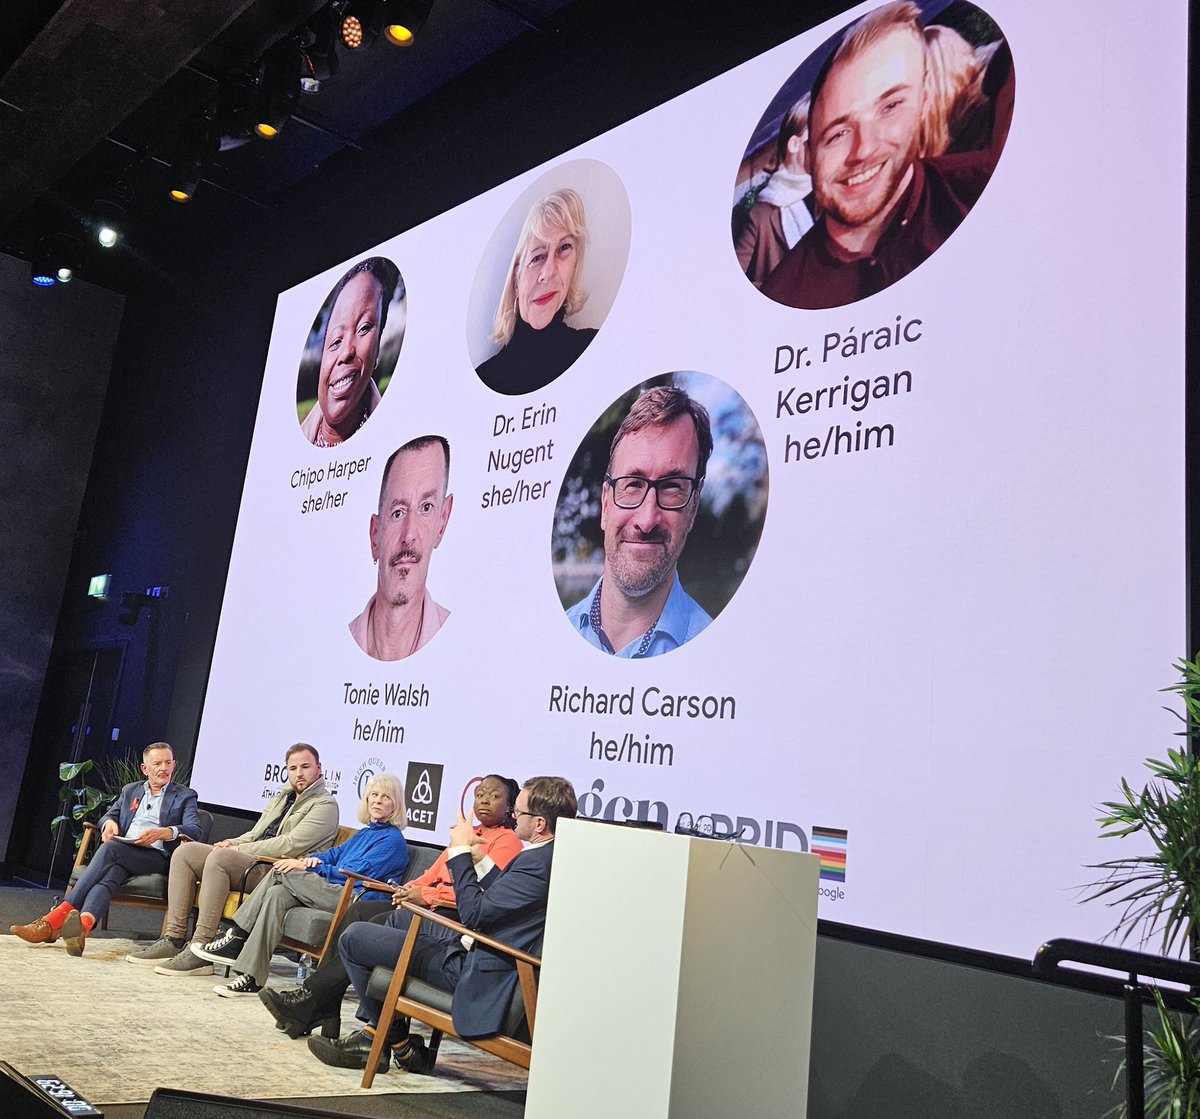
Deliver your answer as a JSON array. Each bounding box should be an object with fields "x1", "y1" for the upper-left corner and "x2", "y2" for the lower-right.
[
  {"x1": 310, "y1": 869, "x2": 396, "y2": 963},
  {"x1": 73, "y1": 822, "x2": 100, "y2": 870},
  {"x1": 339, "y1": 869, "x2": 397, "y2": 894},
  {"x1": 400, "y1": 901, "x2": 542, "y2": 967}
]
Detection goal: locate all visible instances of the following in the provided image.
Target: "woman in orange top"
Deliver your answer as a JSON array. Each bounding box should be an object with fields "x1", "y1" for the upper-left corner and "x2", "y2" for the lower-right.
[
  {"x1": 390, "y1": 775, "x2": 523, "y2": 915},
  {"x1": 259, "y1": 774, "x2": 521, "y2": 1039}
]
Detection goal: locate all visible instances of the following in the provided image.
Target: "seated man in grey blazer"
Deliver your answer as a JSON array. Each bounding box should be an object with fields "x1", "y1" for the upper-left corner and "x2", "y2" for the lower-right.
[{"x1": 307, "y1": 775, "x2": 577, "y2": 1073}]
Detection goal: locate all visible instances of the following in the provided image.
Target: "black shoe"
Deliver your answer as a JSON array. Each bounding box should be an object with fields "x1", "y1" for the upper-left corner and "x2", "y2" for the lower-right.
[
  {"x1": 260, "y1": 986, "x2": 340, "y2": 1040},
  {"x1": 307, "y1": 1029, "x2": 389, "y2": 1073},
  {"x1": 214, "y1": 972, "x2": 262, "y2": 998},
  {"x1": 392, "y1": 1034, "x2": 434, "y2": 1074},
  {"x1": 191, "y1": 926, "x2": 246, "y2": 965}
]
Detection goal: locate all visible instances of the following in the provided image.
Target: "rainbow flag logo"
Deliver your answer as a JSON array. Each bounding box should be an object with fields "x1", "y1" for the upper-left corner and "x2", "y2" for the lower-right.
[{"x1": 812, "y1": 826, "x2": 847, "y2": 882}]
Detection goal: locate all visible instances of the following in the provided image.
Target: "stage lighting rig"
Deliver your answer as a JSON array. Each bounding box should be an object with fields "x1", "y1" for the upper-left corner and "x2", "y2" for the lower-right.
[
  {"x1": 340, "y1": 1, "x2": 433, "y2": 51},
  {"x1": 301, "y1": 7, "x2": 341, "y2": 93},
  {"x1": 90, "y1": 182, "x2": 131, "y2": 248},
  {"x1": 30, "y1": 241, "x2": 55, "y2": 286},
  {"x1": 250, "y1": 41, "x2": 301, "y2": 139},
  {"x1": 381, "y1": 0, "x2": 434, "y2": 46},
  {"x1": 167, "y1": 119, "x2": 217, "y2": 203}
]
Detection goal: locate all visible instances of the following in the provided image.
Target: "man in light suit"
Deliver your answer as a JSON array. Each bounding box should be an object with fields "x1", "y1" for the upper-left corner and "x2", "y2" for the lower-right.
[
  {"x1": 307, "y1": 775, "x2": 577, "y2": 1073},
  {"x1": 11, "y1": 741, "x2": 202, "y2": 956}
]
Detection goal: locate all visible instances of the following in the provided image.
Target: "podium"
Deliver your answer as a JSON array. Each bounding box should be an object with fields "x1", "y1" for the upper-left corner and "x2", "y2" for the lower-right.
[{"x1": 526, "y1": 819, "x2": 819, "y2": 1118}]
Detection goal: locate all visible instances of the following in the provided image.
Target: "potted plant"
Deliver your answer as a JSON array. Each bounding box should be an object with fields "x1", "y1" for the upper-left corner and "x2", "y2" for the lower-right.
[
  {"x1": 52, "y1": 752, "x2": 191, "y2": 851},
  {"x1": 1085, "y1": 654, "x2": 1200, "y2": 1116}
]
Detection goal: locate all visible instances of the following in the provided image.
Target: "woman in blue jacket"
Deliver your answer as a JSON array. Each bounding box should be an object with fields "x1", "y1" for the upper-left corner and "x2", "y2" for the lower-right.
[{"x1": 192, "y1": 773, "x2": 408, "y2": 997}]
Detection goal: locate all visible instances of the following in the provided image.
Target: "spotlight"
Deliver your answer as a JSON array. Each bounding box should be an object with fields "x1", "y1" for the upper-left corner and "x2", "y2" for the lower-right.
[
  {"x1": 340, "y1": 1, "x2": 387, "y2": 50},
  {"x1": 52, "y1": 233, "x2": 81, "y2": 282},
  {"x1": 340, "y1": 12, "x2": 368, "y2": 49},
  {"x1": 340, "y1": 1, "x2": 432, "y2": 50},
  {"x1": 31, "y1": 249, "x2": 55, "y2": 287},
  {"x1": 249, "y1": 43, "x2": 300, "y2": 139},
  {"x1": 168, "y1": 174, "x2": 197, "y2": 203},
  {"x1": 166, "y1": 120, "x2": 215, "y2": 203},
  {"x1": 382, "y1": 0, "x2": 434, "y2": 47},
  {"x1": 93, "y1": 198, "x2": 125, "y2": 248}
]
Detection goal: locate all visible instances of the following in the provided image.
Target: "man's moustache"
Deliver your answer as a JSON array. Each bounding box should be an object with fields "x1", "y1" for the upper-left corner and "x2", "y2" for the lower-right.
[{"x1": 388, "y1": 551, "x2": 422, "y2": 566}]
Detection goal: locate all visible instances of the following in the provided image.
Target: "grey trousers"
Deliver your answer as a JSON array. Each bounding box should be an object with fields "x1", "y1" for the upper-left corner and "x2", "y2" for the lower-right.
[
  {"x1": 230, "y1": 868, "x2": 344, "y2": 983},
  {"x1": 165, "y1": 842, "x2": 269, "y2": 943}
]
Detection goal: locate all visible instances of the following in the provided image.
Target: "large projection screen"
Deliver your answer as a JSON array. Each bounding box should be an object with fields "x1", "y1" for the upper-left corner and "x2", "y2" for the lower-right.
[{"x1": 194, "y1": 0, "x2": 1188, "y2": 960}]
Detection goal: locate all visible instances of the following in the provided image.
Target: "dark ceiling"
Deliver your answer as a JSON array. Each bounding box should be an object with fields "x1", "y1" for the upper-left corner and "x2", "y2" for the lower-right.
[{"x1": 0, "y1": 0, "x2": 573, "y2": 289}]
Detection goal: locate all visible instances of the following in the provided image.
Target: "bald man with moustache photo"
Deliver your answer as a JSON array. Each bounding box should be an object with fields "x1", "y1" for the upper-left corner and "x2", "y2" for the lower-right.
[{"x1": 349, "y1": 436, "x2": 454, "y2": 661}]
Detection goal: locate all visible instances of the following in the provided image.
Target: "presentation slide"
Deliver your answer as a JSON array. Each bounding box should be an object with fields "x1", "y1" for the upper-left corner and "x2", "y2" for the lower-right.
[{"x1": 194, "y1": 0, "x2": 1188, "y2": 960}]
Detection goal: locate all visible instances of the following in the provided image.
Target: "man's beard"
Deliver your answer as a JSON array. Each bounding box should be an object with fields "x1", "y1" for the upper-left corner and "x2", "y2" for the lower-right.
[
  {"x1": 382, "y1": 549, "x2": 422, "y2": 607},
  {"x1": 606, "y1": 531, "x2": 677, "y2": 599},
  {"x1": 817, "y1": 135, "x2": 918, "y2": 231}
]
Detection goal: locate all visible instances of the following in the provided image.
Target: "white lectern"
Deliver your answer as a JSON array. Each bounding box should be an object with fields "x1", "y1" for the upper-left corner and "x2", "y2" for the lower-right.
[{"x1": 526, "y1": 818, "x2": 819, "y2": 1118}]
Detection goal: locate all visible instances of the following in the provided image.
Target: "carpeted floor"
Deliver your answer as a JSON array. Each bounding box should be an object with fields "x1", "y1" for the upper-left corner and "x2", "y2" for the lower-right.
[{"x1": 0, "y1": 888, "x2": 526, "y2": 1117}]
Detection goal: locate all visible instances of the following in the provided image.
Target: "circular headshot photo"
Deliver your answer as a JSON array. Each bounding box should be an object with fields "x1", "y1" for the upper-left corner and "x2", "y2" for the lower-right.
[
  {"x1": 348, "y1": 435, "x2": 454, "y2": 661},
  {"x1": 468, "y1": 158, "x2": 631, "y2": 397},
  {"x1": 731, "y1": 0, "x2": 1013, "y2": 308},
  {"x1": 296, "y1": 257, "x2": 407, "y2": 447},
  {"x1": 553, "y1": 372, "x2": 768, "y2": 659}
]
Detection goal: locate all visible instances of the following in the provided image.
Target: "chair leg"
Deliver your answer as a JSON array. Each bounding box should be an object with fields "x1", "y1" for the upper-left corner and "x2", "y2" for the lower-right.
[{"x1": 427, "y1": 1029, "x2": 444, "y2": 1064}]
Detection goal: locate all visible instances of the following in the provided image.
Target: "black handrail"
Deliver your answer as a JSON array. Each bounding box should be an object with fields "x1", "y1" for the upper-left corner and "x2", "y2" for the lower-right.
[{"x1": 1033, "y1": 938, "x2": 1200, "y2": 1119}]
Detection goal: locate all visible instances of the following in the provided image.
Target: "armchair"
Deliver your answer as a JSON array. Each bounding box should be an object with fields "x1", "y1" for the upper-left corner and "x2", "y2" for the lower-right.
[
  {"x1": 69, "y1": 808, "x2": 214, "y2": 932},
  {"x1": 361, "y1": 900, "x2": 541, "y2": 1088}
]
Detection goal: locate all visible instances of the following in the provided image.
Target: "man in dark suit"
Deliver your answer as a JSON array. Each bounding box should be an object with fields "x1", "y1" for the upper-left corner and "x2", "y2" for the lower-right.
[
  {"x1": 307, "y1": 775, "x2": 577, "y2": 1073},
  {"x1": 11, "y1": 741, "x2": 202, "y2": 956}
]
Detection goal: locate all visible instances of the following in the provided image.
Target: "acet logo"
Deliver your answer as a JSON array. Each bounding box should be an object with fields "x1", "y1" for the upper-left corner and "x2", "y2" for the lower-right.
[{"x1": 405, "y1": 761, "x2": 443, "y2": 831}]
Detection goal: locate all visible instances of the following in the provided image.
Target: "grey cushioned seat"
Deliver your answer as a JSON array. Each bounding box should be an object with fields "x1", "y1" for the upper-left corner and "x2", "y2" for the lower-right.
[
  {"x1": 274, "y1": 840, "x2": 445, "y2": 957},
  {"x1": 364, "y1": 928, "x2": 535, "y2": 1042}
]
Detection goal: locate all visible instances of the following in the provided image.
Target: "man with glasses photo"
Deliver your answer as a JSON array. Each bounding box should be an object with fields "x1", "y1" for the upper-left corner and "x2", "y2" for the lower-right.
[{"x1": 565, "y1": 385, "x2": 713, "y2": 658}]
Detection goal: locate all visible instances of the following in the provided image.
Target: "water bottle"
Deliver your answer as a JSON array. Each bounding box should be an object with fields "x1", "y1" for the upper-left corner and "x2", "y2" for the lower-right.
[{"x1": 296, "y1": 952, "x2": 315, "y2": 982}]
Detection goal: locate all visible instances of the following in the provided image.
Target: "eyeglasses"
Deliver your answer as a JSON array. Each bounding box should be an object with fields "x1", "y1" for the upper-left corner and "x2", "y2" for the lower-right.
[
  {"x1": 604, "y1": 474, "x2": 700, "y2": 510},
  {"x1": 514, "y1": 810, "x2": 543, "y2": 820}
]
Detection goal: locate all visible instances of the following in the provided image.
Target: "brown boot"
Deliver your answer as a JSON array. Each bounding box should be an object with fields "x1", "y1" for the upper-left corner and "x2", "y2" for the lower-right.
[
  {"x1": 62, "y1": 911, "x2": 87, "y2": 956},
  {"x1": 10, "y1": 917, "x2": 59, "y2": 945}
]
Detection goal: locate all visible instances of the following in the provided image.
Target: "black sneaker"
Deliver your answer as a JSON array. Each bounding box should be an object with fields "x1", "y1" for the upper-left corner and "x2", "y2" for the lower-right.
[
  {"x1": 213, "y1": 972, "x2": 262, "y2": 998},
  {"x1": 191, "y1": 927, "x2": 246, "y2": 965}
]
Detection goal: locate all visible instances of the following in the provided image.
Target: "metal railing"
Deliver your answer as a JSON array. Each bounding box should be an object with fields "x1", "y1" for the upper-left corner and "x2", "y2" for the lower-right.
[{"x1": 1033, "y1": 938, "x2": 1200, "y2": 1119}]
